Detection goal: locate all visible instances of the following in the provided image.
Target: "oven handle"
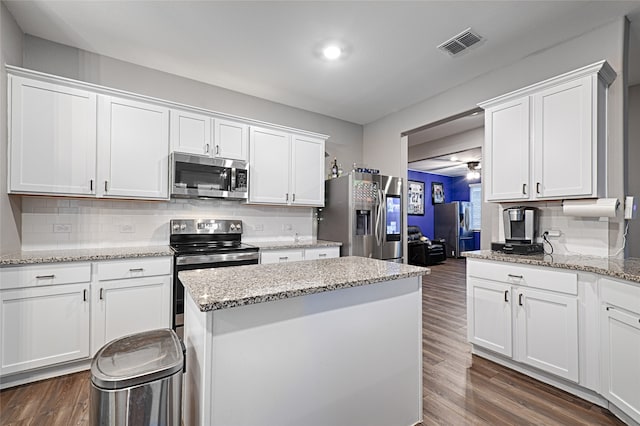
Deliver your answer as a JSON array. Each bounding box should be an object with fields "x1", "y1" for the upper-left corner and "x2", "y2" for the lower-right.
[{"x1": 176, "y1": 251, "x2": 260, "y2": 266}]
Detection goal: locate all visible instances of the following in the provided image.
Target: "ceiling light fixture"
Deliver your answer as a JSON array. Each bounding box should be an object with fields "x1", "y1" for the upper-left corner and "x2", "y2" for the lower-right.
[
  {"x1": 466, "y1": 161, "x2": 481, "y2": 180},
  {"x1": 322, "y1": 45, "x2": 342, "y2": 60},
  {"x1": 450, "y1": 156, "x2": 458, "y2": 162}
]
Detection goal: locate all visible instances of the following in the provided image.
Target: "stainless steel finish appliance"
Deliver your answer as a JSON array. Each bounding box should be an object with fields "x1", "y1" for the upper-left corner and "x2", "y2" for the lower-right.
[
  {"x1": 170, "y1": 219, "x2": 259, "y2": 336},
  {"x1": 170, "y1": 152, "x2": 248, "y2": 200},
  {"x1": 503, "y1": 206, "x2": 539, "y2": 243},
  {"x1": 90, "y1": 328, "x2": 184, "y2": 426},
  {"x1": 434, "y1": 201, "x2": 474, "y2": 258},
  {"x1": 317, "y1": 172, "x2": 403, "y2": 262}
]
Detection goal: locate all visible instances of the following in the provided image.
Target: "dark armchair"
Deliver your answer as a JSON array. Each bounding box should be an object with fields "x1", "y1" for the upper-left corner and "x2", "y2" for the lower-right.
[{"x1": 407, "y1": 226, "x2": 446, "y2": 266}]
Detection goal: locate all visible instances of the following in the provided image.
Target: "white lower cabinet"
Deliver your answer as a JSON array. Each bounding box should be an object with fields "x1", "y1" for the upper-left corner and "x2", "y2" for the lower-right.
[
  {"x1": 0, "y1": 257, "x2": 172, "y2": 384},
  {"x1": 600, "y1": 277, "x2": 640, "y2": 423},
  {"x1": 92, "y1": 258, "x2": 172, "y2": 354},
  {"x1": 260, "y1": 246, "x2": 340, "y2": 264},
  {"x1": 467, "y1": 259, "x2": 579, "y2": 382},
  {"x1": 0, "y1": 263, "x2": 92, "y2": 376}
]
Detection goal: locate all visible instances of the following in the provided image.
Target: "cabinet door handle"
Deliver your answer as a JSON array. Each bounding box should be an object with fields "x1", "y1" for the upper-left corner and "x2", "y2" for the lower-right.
[
  {"x1": 90, "y1": 179, "x2": 94, "y2": 191},
  {"x1": 99, "y1": 288, "x2": 104, "y2": 300},
  {"x1": 104, "y1": 180, "x2": 109, "y2": 192},
  {"x1": 522, "y1": 183, "x2": 527, "y2": 195},
  {"x1": 83, "y1": 289, "x2": 87, "y2": 302},
  {"x1": 129, "y1": 268, "x2": 144, "y2": 272},
  {"x1": 36, "y1": 274, "x2": 55, "y2": 279},
  {"x1": 205, "y1": 143, "x2": 209, "y2": 153},
  {"x1": 507, "y1": 274, "x2": 523, "y2": 279},
  {"x1": 292, "y1": 193, "x2": 296, "y2": 202},
  {"x1": 504, "y1": 290, "x2": 509, "y2": 302},
  {"x1": 536, "y1": 182, "x2": 541, "y2": 194},
  {"x1": 518, "y1": 293, "x2": 524, "y2": 306},
  {"x1": 215, "y1": 145, "x2": 219, "y2": 155},
  {"x1": 286, "y1": 193, "x2": 289, "y2": 202}
]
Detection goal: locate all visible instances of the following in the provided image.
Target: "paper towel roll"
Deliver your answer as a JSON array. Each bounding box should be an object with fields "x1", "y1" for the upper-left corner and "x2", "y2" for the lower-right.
[{"x1": 562, "y1": 198, "x2": 619, "y2": 218}]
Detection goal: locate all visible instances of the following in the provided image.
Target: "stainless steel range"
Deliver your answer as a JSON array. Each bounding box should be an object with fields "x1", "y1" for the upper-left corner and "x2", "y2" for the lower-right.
[{"x1": 170, "y1": 219, "x2": 259, "y2": 335}]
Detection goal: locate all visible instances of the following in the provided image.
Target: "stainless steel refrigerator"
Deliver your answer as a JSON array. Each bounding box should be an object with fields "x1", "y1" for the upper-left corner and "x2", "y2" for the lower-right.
[
  {"x1": 434, "y1": 201, "x2": 474, "y2": 258},
  {"x1": 317, "y1": 172, "x2": 403, "y2": 262}
]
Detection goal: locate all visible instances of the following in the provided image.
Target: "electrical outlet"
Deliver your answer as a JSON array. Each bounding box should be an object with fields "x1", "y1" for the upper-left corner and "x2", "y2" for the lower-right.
[
  {"x1": 546, "y1": 230, "x2": 561, "y2": 237},
  {"x1": 254, "y1": 224, "x2": 264, "y2": 231},
  {"x1": 53, "y1": 224, "x2": 72, "y2": 233},
  {"x1": 120, "y1": 224, "x2": 135, "y2": 233}
]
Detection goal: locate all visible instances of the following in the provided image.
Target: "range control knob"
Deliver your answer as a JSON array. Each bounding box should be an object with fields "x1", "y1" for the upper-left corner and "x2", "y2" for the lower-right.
[
  {"x1": 230, "y1": 224, "x2": 236, "y2": 231},
  {"x1": 180, "y1": 224, "x2": 187, "y2": 231},
  {"x1": 172, "y1": 224, "x2": 180, "y2": 232},
  {"x1": 236, "y1": 224, "x2": 242, "y2": 232}
]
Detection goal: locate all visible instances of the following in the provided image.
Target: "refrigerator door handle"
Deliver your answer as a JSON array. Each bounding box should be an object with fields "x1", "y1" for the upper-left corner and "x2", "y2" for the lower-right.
[{"x1": 375, "y1": 189, "x2": 384, "y2": 245}]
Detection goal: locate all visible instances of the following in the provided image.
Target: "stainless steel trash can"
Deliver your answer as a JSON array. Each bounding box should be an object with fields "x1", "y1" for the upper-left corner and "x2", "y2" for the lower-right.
[{"x1": 90, "y1": 329, "x2": 184, "y2": 426}]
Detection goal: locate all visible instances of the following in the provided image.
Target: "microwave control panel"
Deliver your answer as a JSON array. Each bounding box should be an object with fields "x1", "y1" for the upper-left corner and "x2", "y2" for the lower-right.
[{"x1": 353, "y1": 181, "x2": 378, "y2": 204}]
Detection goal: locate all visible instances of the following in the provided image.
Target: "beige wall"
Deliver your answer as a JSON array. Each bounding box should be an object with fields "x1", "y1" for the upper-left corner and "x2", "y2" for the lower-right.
[
  {"x1": 364, "y1": 18, "x2": 627, "y2": 256},
  {"x1": 628, "y1": 84, "x2": 640, "y2": 257},
  {"x1": 0, "y1": 2, "x2": 23, "y2": 254}
]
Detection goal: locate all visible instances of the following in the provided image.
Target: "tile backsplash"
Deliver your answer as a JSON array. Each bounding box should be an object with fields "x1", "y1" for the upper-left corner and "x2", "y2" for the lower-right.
[{"x1": 22, "y1": 197, "x2": 314, "y2": 251}]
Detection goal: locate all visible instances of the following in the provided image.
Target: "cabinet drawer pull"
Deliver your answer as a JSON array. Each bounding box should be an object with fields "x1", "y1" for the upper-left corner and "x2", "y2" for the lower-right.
[
  {"x1": 519, "y1": 293, "x2": 524, "y2": 306},
  {"x1": 129, "y1": 268, "x2": 144, "y2": 272},
  {"x1": 536, "y1": 182, "x2": 541, "y2": 194},
  {"x1": 279, "y1": 256, "x2": 289, "y2": 261},
  {"x1": 507, "y1": 274, "x2": 523, "y2": 279},
  {"x1": 36, "y1": 274, "x2": 55, "y2": 279},
  {"x1": 83, "y1": 289, "x2": 87, "y2": 302},
  {"x1": 504, "y1": 290, "x2": 509, "y2": 302},
  {"x1": 99, "y1": 288, "x2": 104, "y2": 300},
  {"x1": 319, "y1": 253, "x2": 327, "y2": 257},
  {"x1": 522, "y1": 183, "x2": 527, "y2": 195}
]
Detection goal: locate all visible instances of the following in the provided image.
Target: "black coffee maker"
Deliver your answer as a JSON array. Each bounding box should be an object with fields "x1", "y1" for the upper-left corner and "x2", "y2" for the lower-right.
[{"x1": 492, "y1": 206, "x2": 544, "y2": 254}]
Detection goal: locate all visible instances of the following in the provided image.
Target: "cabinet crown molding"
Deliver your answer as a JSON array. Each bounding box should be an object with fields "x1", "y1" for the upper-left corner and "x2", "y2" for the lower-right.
[
  {"x1": 478, "y1": 60, "x2": 616, "y2": 110},
  {"x1": 5, "y1": 65, "x2": 330, "y2": 140}
]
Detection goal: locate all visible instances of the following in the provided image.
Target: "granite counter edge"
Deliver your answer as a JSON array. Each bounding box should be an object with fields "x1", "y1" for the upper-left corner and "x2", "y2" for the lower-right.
[{"x1": 0, "y1": 249, "x2": 174, "y2": 266}]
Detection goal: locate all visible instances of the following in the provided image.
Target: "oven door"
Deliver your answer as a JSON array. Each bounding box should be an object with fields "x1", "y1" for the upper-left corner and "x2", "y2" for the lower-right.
[{"x1": 173, "y1": 251, "x2": 259, "y2": 335}]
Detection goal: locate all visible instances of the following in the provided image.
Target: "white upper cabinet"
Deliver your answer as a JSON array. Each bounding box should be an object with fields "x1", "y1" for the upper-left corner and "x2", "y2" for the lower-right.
[
  {"x1": 97, "y1": 96, "x2": 170, "y2": 200},
  {"x1": 291, "y1": 135, "x2": 325, "y2": 206},
  {"x1": 9, "y1": 76, "x2": 97, "y2": 196},
  {"x1": 249, "y1": 126, "x2": 291, "y2": 204},
  {"x1": 249, "y1": 126, "x2": 325, "y2": 206},
  {"x1": 170, "y1": 109, "x2": 212, "y2": 156},
  {"x1": 215, "y1": 118, "x2": 248, "y2": 161},
  {"x1": 479, "y1": 60, "x2": 615, "y2": 202}
]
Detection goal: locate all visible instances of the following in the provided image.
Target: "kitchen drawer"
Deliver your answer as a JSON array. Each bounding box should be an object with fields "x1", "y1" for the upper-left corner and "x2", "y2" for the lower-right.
[
  {"x1": 600, "y1": 277, "x2": 640, "y2": 314},
  {"x1": 96, "y1": 257, "x2": 172, "y2": 281},
  {"x1": 467, "y1": 259, "x2": 577, "y2": 295},
  {"x1": 304, "y1": 247, "x2": 340, "y2": 260},
  {"x1": 0, "y1": 263, "x2": 92, "y2": 290},
  {"x1": 260, "y1": 249, "x2": 304, "y2": 264}
]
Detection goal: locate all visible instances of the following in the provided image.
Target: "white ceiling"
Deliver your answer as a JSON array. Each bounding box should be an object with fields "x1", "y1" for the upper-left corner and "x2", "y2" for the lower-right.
[
  {"x1": 408, "y1": 111, "x2": 484, "y2": 147},
  {"x1": 409, "y1": 147, "x2": 482, "y2": 177},
  {"x1": 5, "y1": 1, "x2": 640, "y2": 125}
]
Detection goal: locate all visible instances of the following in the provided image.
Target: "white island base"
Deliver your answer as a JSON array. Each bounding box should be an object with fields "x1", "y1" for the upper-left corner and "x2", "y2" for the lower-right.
[{"x1": 183, "y1": 276, "x2": 422, "y2": 426}]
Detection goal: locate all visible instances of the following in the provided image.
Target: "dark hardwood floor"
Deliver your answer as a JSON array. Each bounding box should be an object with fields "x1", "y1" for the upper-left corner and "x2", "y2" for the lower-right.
[{"x1": 0, "y1": 258, "x2": 626, "y2": 425}]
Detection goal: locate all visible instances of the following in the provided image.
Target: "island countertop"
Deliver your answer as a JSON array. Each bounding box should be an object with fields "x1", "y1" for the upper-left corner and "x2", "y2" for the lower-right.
[
  {"x1": 462, "y1": 250, "x2": 640, "y2": 284},
  {"x1": 179, "y1": 256, "x2": 429, "y2": 312}
]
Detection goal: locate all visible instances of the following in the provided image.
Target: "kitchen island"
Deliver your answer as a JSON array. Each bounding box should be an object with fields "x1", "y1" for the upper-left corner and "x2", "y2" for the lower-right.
[{"x1": 179, "y1": 256, "x2": 429, "y2": 426}]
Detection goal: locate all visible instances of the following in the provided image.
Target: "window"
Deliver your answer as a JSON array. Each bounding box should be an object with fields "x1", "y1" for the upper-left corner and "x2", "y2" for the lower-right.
[{"x1": 469, "y1": 183, "x2": 482, "y2": 231}]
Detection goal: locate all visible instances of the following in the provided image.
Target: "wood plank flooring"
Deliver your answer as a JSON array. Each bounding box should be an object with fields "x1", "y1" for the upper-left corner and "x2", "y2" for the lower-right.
[{"x1": 0, "y1": 258, "x2": 626, "y2": 425}]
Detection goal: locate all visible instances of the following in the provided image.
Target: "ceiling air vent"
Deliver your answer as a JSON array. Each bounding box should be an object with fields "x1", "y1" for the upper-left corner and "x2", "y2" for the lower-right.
[{"x1": 437, "y1": 28, "x2": 483, "y2": 56}]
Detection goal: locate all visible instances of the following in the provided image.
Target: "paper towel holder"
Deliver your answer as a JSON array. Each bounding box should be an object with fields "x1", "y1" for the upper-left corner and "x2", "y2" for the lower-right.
[{"x1": 561, "y1": 198, "x2": 619, "y2": 218}]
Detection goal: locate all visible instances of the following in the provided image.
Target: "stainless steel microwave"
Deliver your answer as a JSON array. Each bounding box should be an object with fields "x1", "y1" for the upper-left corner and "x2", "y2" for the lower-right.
[{"x1": 170, "y1": 153, "x2": 248, "y2": 200}]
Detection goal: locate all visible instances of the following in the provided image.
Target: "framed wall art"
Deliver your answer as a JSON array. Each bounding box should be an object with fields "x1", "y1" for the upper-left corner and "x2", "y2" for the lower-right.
[
  {"x1": 407, "y1": 180, "x2": 424, "y2": 215},
  {"x1": 431, "y1": 182, "x2": 445, "y2": 204}
]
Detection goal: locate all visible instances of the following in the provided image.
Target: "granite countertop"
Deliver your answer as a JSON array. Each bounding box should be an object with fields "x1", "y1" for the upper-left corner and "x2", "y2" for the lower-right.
[
  {"x1": 462, "y1": 250, "x2": 640, "y2": 284},
  {"x1": 179, "y1": 256, "x2": 429, "y2": 312},
  {"x1": 247, "y1": 239, "x2": 342, "y2": 250},
  {"x1": 0, "y1": 245, "x2": 174, "y2": 266}
]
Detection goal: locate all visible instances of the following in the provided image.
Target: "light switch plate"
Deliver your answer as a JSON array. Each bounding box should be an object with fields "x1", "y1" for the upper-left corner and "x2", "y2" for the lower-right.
[{"x1": 625, "y1": 196, "x2": 637, "y2": 219}]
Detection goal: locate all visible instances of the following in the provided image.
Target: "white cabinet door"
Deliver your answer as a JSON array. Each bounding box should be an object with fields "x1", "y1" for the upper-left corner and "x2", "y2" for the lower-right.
[
  {"x1": 467, "y1": 278, "x2": 513, "y2": 357},
  {"x1": 304, "y1": 247, "x2": 340, "y2": 260},
  {"x1": 9, "y1": 76, "x2": 97, "y2": 196},
  {"x1": 215, "y1": 118, "x2": 248, "y2": 161},
  {"x1": 515, "y1": 288, "x2": 579, "y2": 382},
  {"x1": 98, "y1": 96, "x2": 170, "y2": 199},
  {"x1": 260, "y1": 249, "x2": 304, "y2": 264},
  {"x1": 484, "y1": 97, "x2": 530, "y2": 201},
  {"x1": 249, "y1": 126, "x2": 291, "y2": 204},
  {"x1": 0, "y1": 283, "x2": 90, "y2": 375},
  {"x1": 92, "y1": 275, "x2": 171, "y2": 355},
  {"x1": 533, "y1": 76, "x2": 594, "y2": 199},
  {"x1": 291, "y1": 135, "x2": 324, "y2": 206},
  {"x1": 601, "y1": 306, "x2": 640, "y2": 423},
  {"x1": 170, "y1": 109, "x2": 212, "y2": 156}
]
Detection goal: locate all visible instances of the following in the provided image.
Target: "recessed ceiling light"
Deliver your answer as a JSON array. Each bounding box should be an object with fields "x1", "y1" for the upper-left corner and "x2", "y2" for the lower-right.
[
  {"x1": 471, "y1": 111, "x2": 479, "y2": 116},
  {"x1": 322, "y1": 45, "x2": 342, "y2": 60},
  {"x1": 450, "y1": 156, "x2": 458, "y2": 162}
]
